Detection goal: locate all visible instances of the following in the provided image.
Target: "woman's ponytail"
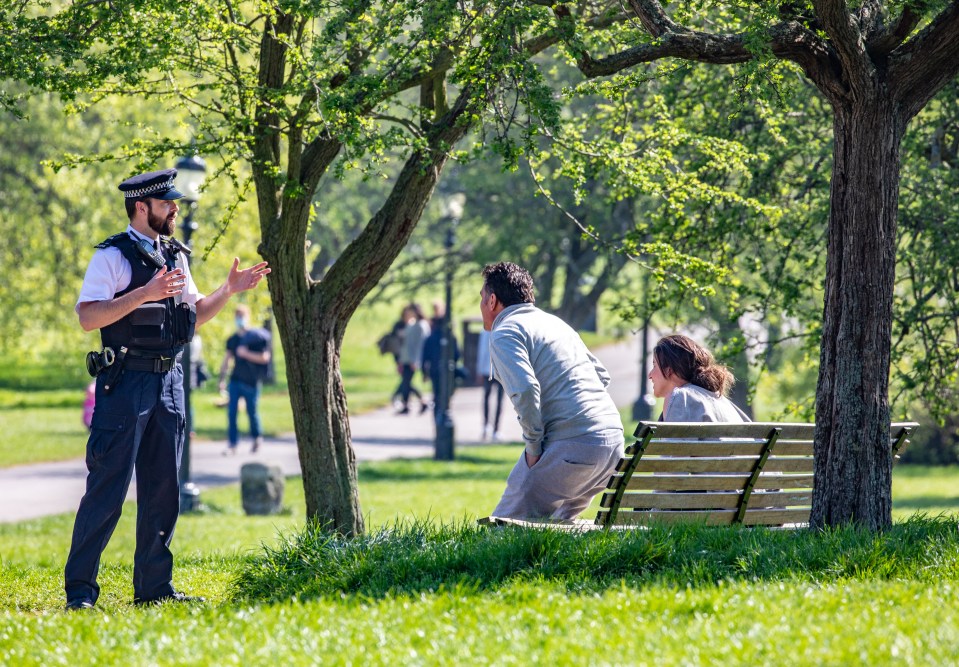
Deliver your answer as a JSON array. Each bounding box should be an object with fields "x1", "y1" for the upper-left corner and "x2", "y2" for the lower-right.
[{"x1": 654, "y1": 334, "x2": 736, "y2": 396}]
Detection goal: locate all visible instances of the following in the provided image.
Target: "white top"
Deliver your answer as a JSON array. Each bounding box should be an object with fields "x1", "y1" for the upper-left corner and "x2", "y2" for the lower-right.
[
  {"x1": 476, "y1": 329, "x2": 491, "y2": 378},
  {"x1": 663, "y1": 383, "x2": 750, "y2": 422},
  {"x1": 76, "y1": 225, "x2": 202, "y2": 311}
]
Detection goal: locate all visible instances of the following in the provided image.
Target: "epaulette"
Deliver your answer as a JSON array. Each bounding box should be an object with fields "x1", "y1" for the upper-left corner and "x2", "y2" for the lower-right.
[{"x1": 95, "y1": 233, "x2": 134, "y2": 250}]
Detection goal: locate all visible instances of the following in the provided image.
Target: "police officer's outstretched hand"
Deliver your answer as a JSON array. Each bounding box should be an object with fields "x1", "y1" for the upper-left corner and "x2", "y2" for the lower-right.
[
  {"x1": 143, "y1": 266, "x2": 186, "y2": 301},
  {"x1": 226, "y1": 257, "x2": 271, "y2": 295}
]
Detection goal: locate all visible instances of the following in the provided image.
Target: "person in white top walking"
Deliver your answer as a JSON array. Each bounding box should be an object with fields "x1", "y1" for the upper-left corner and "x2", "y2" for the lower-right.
[{"x1": 476, "y1": 329, "x2": 504, "y2": 441}]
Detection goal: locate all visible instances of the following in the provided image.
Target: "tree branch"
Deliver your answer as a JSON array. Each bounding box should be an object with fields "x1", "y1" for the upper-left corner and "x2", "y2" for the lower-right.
[
  {"x1": 317, "y1": 86, "x2": 478, "y2": 323},
  {"x1": 863, "y1": 4, "x2": 921, "y2": 57},
  {"x1": 891, "y1": 0, "x2": 959, "y2": 121},
  {"x1": 574, "y1": 21, "x2": 845, "y2": 100},
  {"x1": 810, "y1": 0, "x2": 875, "y2": 95},
  {"x1": 625, "y1": 0, "x2": 688, "y2": 37}
]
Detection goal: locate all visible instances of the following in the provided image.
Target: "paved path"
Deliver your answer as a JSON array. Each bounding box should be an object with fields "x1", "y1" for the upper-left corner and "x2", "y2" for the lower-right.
[{"x1": 0, "y1": 333, "x2": 649, "y2": 523}]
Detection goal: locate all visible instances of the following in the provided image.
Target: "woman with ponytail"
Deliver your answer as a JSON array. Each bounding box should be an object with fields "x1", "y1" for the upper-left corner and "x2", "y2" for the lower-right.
[{"x1": 649, "y1": 334, "x2": 750, "y2": 422}]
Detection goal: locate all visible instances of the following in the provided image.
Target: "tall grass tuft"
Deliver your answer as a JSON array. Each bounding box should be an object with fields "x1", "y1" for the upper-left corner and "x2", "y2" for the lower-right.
[{"x1": 231, "y1": 514, "x2": 959, "y2": 603}]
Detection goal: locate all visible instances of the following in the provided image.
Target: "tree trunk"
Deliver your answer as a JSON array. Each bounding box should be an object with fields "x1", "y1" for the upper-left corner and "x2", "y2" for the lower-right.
[
  {"x1": 811, "y1": 96, "x2": 905, "y2": 530},
  {"x1": 275, "y1": 294, "x2": 362, "y2": 535},
  {"x1": 714, "y1": 314, "x2": 753, "y2": 420}
]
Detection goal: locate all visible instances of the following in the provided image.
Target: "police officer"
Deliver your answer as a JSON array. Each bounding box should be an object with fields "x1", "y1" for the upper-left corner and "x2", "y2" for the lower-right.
[{"x1": 64, "y1": 168, "x2": 270, "y2": 610}]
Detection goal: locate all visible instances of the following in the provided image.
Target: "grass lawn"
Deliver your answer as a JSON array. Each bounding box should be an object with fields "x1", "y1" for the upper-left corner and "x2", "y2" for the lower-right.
[{"x1": 2, "y1": 449, "x2": 958, "y2": 666}]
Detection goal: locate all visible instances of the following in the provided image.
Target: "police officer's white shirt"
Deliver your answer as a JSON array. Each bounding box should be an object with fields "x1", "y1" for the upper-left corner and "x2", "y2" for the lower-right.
[{"x1": 76, "y1": 225, "x2": 203, "y2": 311}]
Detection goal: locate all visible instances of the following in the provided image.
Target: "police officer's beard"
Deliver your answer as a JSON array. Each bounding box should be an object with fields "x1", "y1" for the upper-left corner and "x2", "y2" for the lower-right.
[{"x1": 147, "y1": 208, "x2": 175, "y2": 236}]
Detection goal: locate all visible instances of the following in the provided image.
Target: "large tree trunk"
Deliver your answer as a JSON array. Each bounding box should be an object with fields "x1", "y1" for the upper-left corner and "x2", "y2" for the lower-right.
[
  {"x1": 274, "y1": 289, "x2": 361, "y2": 534},
  {"x1": 811, "y1": 96, "x2": 905, "y2": 530}
]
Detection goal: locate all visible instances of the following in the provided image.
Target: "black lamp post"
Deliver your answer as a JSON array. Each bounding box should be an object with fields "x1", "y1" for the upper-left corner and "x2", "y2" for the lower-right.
[
  {"x1": 632, "y1": 271, "x2": 656, "y2": 422},
  {"x1": 631, "y1": 315, "x2": 655, "y2": 422},
  {"x1": 174, "y1": 153, "x2": 207, "y2": 511},
  {"x1": 434, "y1": 193, "x2": 465, "y2": 461}
]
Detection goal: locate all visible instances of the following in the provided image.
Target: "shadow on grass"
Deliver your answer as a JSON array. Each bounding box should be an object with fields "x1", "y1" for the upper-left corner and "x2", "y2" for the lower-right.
[
  {"x1": 895, "y1": 496, "x2": 959, "y2": 511},
  {"x1": 230, "y1": 515, "x2": 959, "y2": 605},
  {"x1": 358, "y1": 454, "x2": 512, "y2": 483}
]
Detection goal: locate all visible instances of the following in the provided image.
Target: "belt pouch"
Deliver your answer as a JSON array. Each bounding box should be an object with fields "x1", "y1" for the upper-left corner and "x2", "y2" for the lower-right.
[
  {"x1": 129, "y1": 303, "x2": 169, "y2": 347},
  {"x1": 173, "y1": 303, "x2": 197, "y2": 347}
]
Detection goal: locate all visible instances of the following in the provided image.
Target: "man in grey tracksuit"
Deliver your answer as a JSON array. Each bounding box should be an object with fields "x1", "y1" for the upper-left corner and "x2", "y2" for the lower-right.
[{"x1": 480, "y1": 262, "x2": 624, "y2": 520}]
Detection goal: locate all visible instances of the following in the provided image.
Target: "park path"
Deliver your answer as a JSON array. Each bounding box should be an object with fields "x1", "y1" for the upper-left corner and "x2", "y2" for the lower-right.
[{"x1": 0, "y1": 333, "x2": 650, "y2": 523}]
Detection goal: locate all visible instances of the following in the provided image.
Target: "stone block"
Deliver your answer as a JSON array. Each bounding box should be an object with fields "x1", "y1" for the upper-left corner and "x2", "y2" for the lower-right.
[{"x1": 241, "y1": 462, "x2": 284, "y2": 515}]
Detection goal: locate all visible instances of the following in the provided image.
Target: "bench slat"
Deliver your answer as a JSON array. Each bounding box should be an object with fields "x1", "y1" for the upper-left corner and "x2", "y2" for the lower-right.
[
  {"x1": 607, "y1": 490, "x2": 813, "y2": 510},
  {"x1": 632, "y1": 457, "x2": 814, "y2": 474},
  {"x1": 634, "y1": 422, "x2": 816, "y2": 439},
  {"x1": 637, "y1": 441, "x2": 814, "y2": 456},
  {"x1": 598, "y1": 508, "x2": 811, "y2": 526},
  {"x1": 619, "y1": 474, "x2": 814, "y2": 491}
]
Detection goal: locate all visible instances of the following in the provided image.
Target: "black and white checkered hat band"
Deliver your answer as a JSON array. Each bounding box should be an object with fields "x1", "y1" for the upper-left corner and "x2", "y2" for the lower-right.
[{"x1": 123, "y1": 177, "x2": 175, "y2": 198}]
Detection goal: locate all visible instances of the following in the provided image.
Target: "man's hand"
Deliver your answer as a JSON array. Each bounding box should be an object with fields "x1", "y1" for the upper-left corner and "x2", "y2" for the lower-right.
[
  {"x1": 142, "y1": 267, "x2": 186, "y2": 301},
  {"x1": 77, "y1": 267, "x2": 186, "y2": 332},
  {"x1": 525, "y1": 451, "x2": 541, "y2": 468},
  {"x1": 195, "y1": 258, "x2": 271, "y2": 327},
  {"x1": 227, "y1": 258, "x2": 271, "y2": 295}
]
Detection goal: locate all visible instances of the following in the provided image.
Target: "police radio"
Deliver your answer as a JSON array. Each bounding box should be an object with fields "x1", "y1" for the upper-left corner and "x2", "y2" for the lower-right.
[
  {"x1": 135, "y1": 239, "x2": 166, "y2": 270},
  {"x1": 167, "y1": 236, "x2": 192, "y2": 256}
]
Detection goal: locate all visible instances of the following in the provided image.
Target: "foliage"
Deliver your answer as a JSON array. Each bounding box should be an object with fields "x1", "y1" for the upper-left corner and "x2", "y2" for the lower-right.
[{"x1": 893, "y1": 78, "x2": 959, "y2": 418}]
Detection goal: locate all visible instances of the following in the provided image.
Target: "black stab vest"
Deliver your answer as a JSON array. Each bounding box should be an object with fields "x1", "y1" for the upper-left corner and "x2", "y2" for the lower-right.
[{"x1": 95, "y1": 233, "x2": 193, "y2": 354}]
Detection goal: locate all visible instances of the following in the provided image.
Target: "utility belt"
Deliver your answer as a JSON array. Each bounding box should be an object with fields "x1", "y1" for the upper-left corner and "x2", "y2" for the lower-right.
[
  {"x1": 124, "y1": 349, "x2": 182, "y2": 373},
  {"x1": 86, "y1": 346, "x2": 182, "y2": 394}
]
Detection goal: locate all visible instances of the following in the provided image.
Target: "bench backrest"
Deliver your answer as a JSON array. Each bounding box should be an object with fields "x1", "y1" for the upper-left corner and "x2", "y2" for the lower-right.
[{"x1": 595, "y1": 421, "x2": 917, "y2": 528}]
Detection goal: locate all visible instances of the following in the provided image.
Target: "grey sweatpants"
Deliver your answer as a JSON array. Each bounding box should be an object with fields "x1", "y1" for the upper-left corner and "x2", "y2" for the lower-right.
[{"x1": 492, "y1": 428, "x2": 625, "y2": 520}]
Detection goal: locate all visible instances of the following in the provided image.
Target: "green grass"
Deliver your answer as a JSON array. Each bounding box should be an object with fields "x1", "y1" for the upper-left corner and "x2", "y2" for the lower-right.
[{"x1": 2, "y1": 453, "x2": 959, "y2": 666}]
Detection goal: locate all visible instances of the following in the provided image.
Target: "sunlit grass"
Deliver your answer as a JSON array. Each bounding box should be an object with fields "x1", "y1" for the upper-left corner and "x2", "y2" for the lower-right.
[{"x1": 1, "y1": 450, "x2": 958, "y2": 666}]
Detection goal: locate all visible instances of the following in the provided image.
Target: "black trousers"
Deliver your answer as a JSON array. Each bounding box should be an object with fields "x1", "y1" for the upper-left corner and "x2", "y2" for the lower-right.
[
  {"x1": 64, "y1": 365, "x2": 185, "y2": 604},
  {"x1": 483, "y1": 377, "x2": 504, "y2": 431},
  {"x1": 398, "y1": 363, "x2": 422, "y2": 407}
]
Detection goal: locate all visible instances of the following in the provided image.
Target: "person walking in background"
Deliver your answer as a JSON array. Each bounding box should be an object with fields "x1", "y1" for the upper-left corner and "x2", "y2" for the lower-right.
[
  {"x1": 480, "y1": 262, "x2": 624, "y2": 521},
  {"x1": 649, "y1": 334, "x2": 750, "y2": 422},
  {"x1": 82, "y1": 381, "x2": 96, "y2": 431},
  {"x1": 476, "y1": 328, "x2": 504, "y2": 442},
  {"x1": 65, "y1": 168, "x2": 269, "y2": 611},
  {"x1": 377, "y1": 313, "x2": 407, "y2": 409},
  {"x1": 422, "y1": 301, "x2": 461, "y2": 420},
  {"x1": 397, "y1": 303, "x2": 430, "y2": 415},
  {"x1": 219, "y1": 304, "x2": 272, "y2": 454}
]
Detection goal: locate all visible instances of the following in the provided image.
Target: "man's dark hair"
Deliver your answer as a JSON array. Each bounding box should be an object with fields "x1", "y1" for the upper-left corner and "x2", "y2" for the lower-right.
[
  {"x1": 125, "y1": 197, "x2": 148, "y2": 220},
  {"x1": 482, "y1": 262, "x2": 535, "y2": 307}
]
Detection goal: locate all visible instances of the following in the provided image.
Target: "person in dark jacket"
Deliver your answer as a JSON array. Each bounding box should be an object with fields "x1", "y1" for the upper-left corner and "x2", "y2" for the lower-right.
[{"x1": 218, "y1": 304, "x2": 272, "y2": 454}]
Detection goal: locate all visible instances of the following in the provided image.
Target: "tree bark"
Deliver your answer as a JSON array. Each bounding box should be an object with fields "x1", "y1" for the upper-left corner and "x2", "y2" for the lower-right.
[
  {"x1": 276, "y1": 297, "x2": 361, "y2": 534},
  {"x1": 811, "y1": 96, "x2": 905, "y2": 530}
]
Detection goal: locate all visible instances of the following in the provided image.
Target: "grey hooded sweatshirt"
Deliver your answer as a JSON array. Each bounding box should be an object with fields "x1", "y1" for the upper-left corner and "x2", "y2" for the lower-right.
[{"x1": 489, "y1": 303, "x2": 623, "y2": 456}]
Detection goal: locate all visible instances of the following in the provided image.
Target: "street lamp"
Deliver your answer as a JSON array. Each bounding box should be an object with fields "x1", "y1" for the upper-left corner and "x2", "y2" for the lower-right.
[
  {"x1": 174, "y1": 152, "x2": 207, "y2": 511},
  {"x1": 631, "y1": 315, "x2": 656, "y2": 422},
  {"x1": 434, "y1": 192, "x2": 466, "y2": 461},
  {"x1": 632, "y1": 271, "x2": 656, "y2": 422}
]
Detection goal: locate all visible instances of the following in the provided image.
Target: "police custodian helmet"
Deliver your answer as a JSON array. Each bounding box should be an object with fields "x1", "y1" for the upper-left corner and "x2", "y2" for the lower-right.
[{"x1": 118, "y1": 168, "x2": 185, "y2": 200}]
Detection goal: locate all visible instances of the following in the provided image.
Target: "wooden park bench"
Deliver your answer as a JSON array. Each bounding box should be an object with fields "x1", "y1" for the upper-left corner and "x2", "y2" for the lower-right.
[{"x1": 481, "y1": 421, "x2": 918, "y2": 530}]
